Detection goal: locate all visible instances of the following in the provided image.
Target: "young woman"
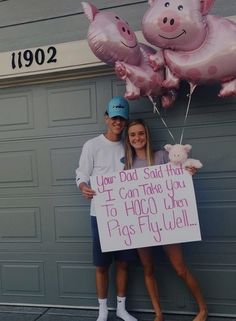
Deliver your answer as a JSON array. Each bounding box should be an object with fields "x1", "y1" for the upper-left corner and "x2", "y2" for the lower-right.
[{"x1": 124, "y1": 119, "x2": 208, "y2": 321}]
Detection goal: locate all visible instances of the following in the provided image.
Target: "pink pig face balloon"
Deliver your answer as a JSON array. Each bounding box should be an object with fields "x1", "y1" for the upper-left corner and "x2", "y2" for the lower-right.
[
  {"x1": 82, "y1": 2, "x2": 177, "y2": 107},
  {"x1": 142, "y1": 0, "x2": 209, "y2": 51},
  {"x1": 82, "y1": 2, "x2": 141, "y2": 66},
  {"x1": 142, "y1": 0, "x2": 236, "y2": 97}
]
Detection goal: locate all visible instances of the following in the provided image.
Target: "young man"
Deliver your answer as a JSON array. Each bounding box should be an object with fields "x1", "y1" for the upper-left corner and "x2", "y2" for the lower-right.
[{"x1": 76, "y1": 96, "x2": 137, "y2": 321}]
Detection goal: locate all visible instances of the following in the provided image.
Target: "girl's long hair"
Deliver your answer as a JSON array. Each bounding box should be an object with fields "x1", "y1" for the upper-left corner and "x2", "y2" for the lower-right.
[{"x1": 124, "y1": 119, "x2": 154, "y2": 170}]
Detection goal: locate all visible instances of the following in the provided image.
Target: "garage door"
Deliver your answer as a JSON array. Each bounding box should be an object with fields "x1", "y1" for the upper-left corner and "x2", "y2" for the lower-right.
[
  {"x1": 0, "y1": 75, "x2": 110, "y2": 307},
  {"x1": 0, "y1": 75, "x2": 235, "y2": 317}
]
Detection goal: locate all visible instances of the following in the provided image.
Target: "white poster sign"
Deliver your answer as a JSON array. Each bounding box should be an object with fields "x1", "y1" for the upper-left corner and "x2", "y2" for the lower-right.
[{"x1": 90, "y1": 163, "x2": 201, "y2": 252}]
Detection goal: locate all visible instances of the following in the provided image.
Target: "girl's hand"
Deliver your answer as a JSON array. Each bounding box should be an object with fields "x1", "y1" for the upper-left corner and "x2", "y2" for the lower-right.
[{"x1": 185, "y1": 166, "x2": 197, "y2": 176}]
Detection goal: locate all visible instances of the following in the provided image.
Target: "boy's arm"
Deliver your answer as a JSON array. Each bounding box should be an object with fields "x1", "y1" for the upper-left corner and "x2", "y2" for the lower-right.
[{"x1": 76, "y1": 141, "x2": 96, "y2": 199}]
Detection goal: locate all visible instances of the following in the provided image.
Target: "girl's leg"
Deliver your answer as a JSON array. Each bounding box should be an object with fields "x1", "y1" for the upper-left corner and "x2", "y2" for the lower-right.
[
  {"x1": 138, "y1": 248, "x2": 163, "y2": 321},
  {"x1": 163, "y1": 244, "x2": 208, "y2": 321}
]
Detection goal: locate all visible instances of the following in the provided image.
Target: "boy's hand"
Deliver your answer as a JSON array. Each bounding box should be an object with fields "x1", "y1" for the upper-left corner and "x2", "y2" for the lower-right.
[{"x1": 80, "y1": 183, "x2": 96, "y2": 199}]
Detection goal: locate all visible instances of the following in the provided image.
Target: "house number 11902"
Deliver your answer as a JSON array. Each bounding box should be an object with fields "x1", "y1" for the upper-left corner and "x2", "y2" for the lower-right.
[{"x1": 11, "y1": 46, "x2": 57, "y2": 69}]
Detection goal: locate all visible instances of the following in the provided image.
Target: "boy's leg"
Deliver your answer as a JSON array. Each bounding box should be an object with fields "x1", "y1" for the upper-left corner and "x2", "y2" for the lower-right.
[
  {"x1": 95, "y1": 265, "x2": 110, "y2": 321},
  {"x1": 96, "y1": 265, "x2": 109, "y2": 298},
  {"x1": 91, "y1": 216, "x2": 112, "y2": 321},
  {"x1": 115, "y1": 250, "x2": 138, "y2": 321}
]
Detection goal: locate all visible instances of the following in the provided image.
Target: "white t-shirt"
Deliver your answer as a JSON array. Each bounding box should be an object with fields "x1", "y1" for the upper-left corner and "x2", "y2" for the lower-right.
[{"x1": 76, "y1": 134, "x2": 125, "y2": 216}]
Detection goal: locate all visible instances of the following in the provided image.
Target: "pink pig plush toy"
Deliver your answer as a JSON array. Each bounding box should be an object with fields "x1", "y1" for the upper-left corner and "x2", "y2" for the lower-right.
[{"x1": 164, "y1": 144, "x2": 203, "y2": 169}]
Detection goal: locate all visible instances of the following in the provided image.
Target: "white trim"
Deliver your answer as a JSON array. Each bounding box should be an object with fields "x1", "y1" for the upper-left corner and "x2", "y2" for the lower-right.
[
  {"x1": 0, "y1": 14, "x2": 235, "y2": 81},
  {"x1": 0, "y1": 29, "x2": 148, "y2": 82},
  {"x1": 0, "y1": 30, "x2": 147, "y2": 81},
  {"x1": 228, "y1": 15, "x2": 236, "y2": 22},
  {"x1": 0, "y1": 40, "x2": 103, "y2": 80}
]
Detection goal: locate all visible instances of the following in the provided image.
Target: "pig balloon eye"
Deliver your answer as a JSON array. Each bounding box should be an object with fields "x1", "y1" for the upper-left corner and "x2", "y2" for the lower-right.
[
  {"x1": 115, "y1": 16, "x2": 120, "y2": 20},
  {"x1": 164, "y1": 2, "x2": 170, "y2": 7},
  {"x1": 178, "y1": 5, "x2": 183, "y2": 11}
]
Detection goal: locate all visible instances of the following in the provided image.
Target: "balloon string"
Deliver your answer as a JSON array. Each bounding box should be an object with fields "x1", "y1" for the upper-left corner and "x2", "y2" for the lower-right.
[
  {"x1": 179, "y1": 83, "x2": 196, "y2": 145},
  {"x1": 148, "y1": 95, "x2": 176, "y2": 144}
]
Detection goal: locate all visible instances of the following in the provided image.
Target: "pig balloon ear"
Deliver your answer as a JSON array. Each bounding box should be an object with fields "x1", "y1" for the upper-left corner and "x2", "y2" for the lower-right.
[
  {"x1": 200, "y1": 0, "x2": 215, "y2": 15},
  {"x1": 148, "y1": 0, "x2": 156, "y2": 7},
  {"x1": 81, "y1": 2, "x2": 99, "y2": 22}
]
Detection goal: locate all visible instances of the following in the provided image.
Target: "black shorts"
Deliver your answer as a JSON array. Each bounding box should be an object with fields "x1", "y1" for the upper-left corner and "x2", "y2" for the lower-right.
[{"x1": 91, "y1": 216, "x2": 137, "y2": 267}]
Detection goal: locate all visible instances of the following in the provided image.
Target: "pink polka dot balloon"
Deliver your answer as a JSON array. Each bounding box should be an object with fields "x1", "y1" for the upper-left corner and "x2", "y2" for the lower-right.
[
  {"x1": 142, "y1": 0, "x2": 236, "y2": 97},
  {"x1": 82, "y1": 2, "x2": 177, "y2": 107}
]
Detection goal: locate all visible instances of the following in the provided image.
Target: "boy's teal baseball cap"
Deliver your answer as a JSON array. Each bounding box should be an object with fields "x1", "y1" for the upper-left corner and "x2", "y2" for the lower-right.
[{"x1": 107, "y1": 96, "x2": 129, "y2": 119}]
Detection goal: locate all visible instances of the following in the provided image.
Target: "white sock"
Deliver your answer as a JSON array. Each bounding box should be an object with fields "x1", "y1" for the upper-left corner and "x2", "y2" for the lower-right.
[
  {"x1": 116, "y1": 296, "x2": 138, "y2": 321},
  {"x1": 97, "y1": 298, "x2": 108, "y2": 321}
]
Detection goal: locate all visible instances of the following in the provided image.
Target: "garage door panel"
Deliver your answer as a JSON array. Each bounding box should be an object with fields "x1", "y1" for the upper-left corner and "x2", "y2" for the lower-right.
[
  {"x1": 188, "y1": 103, "x2": 236, "y2": 126},
  {"x1": 0, "y1": 149, "x2": 38, "y2": 188},
  {"x1": 199, "y1": 204, "x2": 236, "y2": 241},
  {"x1": 0, "y1": 80, "x2": 101, "y2": 141},
  {"x1": 0, "y1": 137, "x2": 82, "y2": 195},
  {"x1": 181, "y1": 87, "x2": 236, "y2": 126},
  {"x1": 0, "y1": 207, "x2": 41, "y2": 243},
  {"x1": 46, "y1": 135, "x2": 95, "y2": 191},
  {"x1": 1, "y1": 261, "x2": 45, "y2": 297},
  {"x1": 189, "y1": 137, "x2": 236, "y2": 193},
  {"x1": 54, "y1": 206, "x2": 91, "y2": 243},
  {"x1": 50, "y1": 146, "x2": 81, "y2": 187},
  {"x1": 151, "y1": 84, "x2": 236, "y2": 128},
  {"x1": 192, "y1": 264, "x2": 236, "y2": 314},
  {"x1": 46, "y1": 82, "x2": 97, "y2": 127},
  {"x1": 0, "y1": 90, "x2": 34, "y2": 131},
  {"x1": 38, "y1": 81, "x2": 102, "y2": 136},
  {"x1": 0, "y1": 142, "x2": 42, "y2": 195},
  {"x1": 41, "y1": 137, "x2": 83, "y2": 194},
  {"x1": 0, "y1": 196, "x2": 91, "y2": 252},
  {"x1": 195, "y1": 174, "x2": 236, "y2": 192},
  {"x1": 195, "y1": 138, "x2": 236, "y2": 173},
  {"x1": 57, "y1": 262, "x2": 95, "y2": 298},
  {"x1": 0, "y1": 252, "x2": 94, "y2": 304}
]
